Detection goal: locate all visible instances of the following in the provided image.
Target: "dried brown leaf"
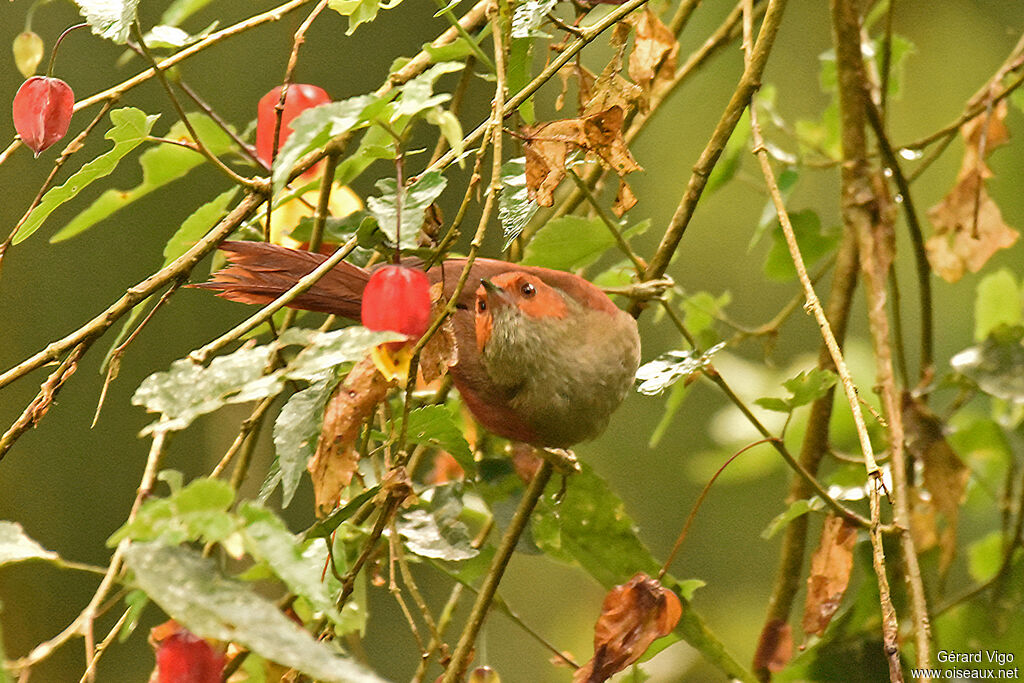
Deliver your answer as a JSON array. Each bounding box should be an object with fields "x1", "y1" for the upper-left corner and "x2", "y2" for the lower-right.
[
  {"x1": 573, "y1": 573, "x2": 682, "y2": 683},
  {"x1": 902, "y1": 393, "x2": 969, "y2": 574},
  {"x1": 625, "y1": 9, "x2": 678, "y2": 100},
  {"x1": 612, "y1": 179, "x2": 638, "y2": 217},
  {"x1": 753, "y1": 619, "x2": 793, "y2": 674},
  {"x1": 522, "y1": 106, "x2": 641, "y2": 207},
  {"x1": 419, "y1": 284, "x2": 456, "y2": 384},
  {"x1": 926, "y1": 99, "x2": 1019, "y2": 282},
  {"x1": 801, "y1": 514, "x2": 857, "y2": 637},
  {"x1": 307, "y1": 356, "x2": 395, "y2": 515}
]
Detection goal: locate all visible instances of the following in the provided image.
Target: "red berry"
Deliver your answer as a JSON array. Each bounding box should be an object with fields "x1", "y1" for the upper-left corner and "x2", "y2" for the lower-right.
[
  {"x1": 12, "y1": 76, "x2": 74, "y2": 156},
  {"x1": 256, "y1": 84, "x2": 330, "y2": 167},
  {"x1": 155, "y1": 629, "x2": 225, "y2": 683},
  {"x1": 361, "y1": 265, "x2": 432, "y2": 338}
]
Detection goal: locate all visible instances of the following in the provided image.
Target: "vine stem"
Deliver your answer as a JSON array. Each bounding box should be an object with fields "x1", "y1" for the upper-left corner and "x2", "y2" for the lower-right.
[{"x1": 442, "y1": 461, "x2": 554, "y2": 682}]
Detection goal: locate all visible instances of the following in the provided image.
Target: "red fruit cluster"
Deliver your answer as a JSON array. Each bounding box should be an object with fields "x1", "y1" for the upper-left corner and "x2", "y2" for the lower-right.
[
  {"x1": 12, "y1": 76, "x2": 74, "y2": 156},
  {"x1": 256, "y1": 84, "x2": 330, "y2": 168},
  {"x1": 361, "y1": 265, "x2": 432, "y2": 338}
]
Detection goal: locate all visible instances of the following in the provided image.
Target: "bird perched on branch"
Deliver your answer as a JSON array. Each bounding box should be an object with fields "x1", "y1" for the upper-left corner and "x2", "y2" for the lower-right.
[{"x1": 195, "y1": 241, "x2": 641, "y2": 448}]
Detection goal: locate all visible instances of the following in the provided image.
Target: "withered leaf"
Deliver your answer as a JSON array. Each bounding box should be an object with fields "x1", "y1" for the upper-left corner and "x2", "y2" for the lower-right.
[
  {"x1": 926, "y1": 99, "x2": 1019, "y2": 282},
  {"x1": 419, "y1": 283, "x2": 456, "y2": 384},
  {"x1": 902, "y1": 393, "x2": 969, "y2": 574},
  {"x1": 522, "y1": 106, "x2": 642, "y2": 208},
  {"x1": 801, "y1": 514, "x2": 857, "y2": 637},
  {"x1": 612, "y1": 179, "x2": 638, "y2": 217},
  {"x1": 307, "y1": 356, "x2": 395, "y2": 515},
  {"x1": 573, "y1": 573, "x2": 682, "y2": 683},
  {"x1": 625, "y1": 8, "x2": 679, "y2": 101},
  {"x1": 753, "y1": 618, "x2": 793, "y2": 674}
]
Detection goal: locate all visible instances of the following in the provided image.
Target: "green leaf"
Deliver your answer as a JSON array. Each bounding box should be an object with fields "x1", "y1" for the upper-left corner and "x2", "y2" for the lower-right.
[
  {"x1": 132, "y1": 328, "x2": 399, "y2": 434},
  {"x1": 304, "y1": 487, "x2": 380, "y2": 540},
  {"x1": 272, "y1": 95, "x2": 384, "y2": 196},
  {"x1": 74, "y1": 0, "x2": 139, "y2": 43},
  {"x1": 15, "y1": 108, "x2": 159, "y2": 244},
  {"x1": 967, "y1": 531, "x2": 1004, "y2": 583},
  {"x1": 755, "y1": 368, "x2": 838, "y2": 413},
  {"x1": 763, "y1": 210, "x2": 839, "y2": 281},
  {"x1": 511, "y1": 0, "x2": 556, "y2": 38},
  {"x1": 367, "y1": 171, "x2": 447, "y2": 249},
  {"x1": 706, "y1": 109, "x2": 750, "y2": 195},
  {"x1": 508, "y1": 38, "x2": 535, "y2": 123},
  {"x1": 118, "y1": 590, "x2": 150, "y2": 643},
  {"x1": 425, "y1": 107, "x2": 464, "y2": 161},
  {"x1": 0, "y1": 521, "x2": 59, "y2": 566},
  {"x1": 761, "y1": 498, "x2": 825, "y2": 539},
  {"x1": 635, "y1": 343, "x2": 724, "y2": 396},
  {"x1": 125, "y1": 542, "x2": 387, "y2": 683},
  {"x1": 52, "y1": 115, "x2": 235, "y2": 242},
  {"x1": 521, "y1": 215, "x2": 647, "y2": 271},
  {"x1": 0, "y1": 614, "x2": 8, "y2": 683},
  {"x1": 423, "y1": 37, "x2": 475, "y2": 62},
  {"x1": 648, "y1": 378, "x2": 691, "y2": 448},
  {"x1": 397, "y1": 485, "x2": 477, "y2": 561},
  {"x1": 109, "y1": 477, "x2": 237, "y2": 546},
  {"x1": 160, "y1": 0, "x2": 217, "y2": 27},
  {"x1": 239, "y1": 503, "x2": 346, "y2": 628},
  {"x1": 163, "y1": 188, "x2": 239, "y2": 265},
  {"x1": 752, "y1": 167, "x2": 799, "y2": 247},
  {"x1": 951, "y1": 325, "x2": 1024, "y2": 403},
  {"x1": 498, "y1": 157, "x2": 538, "y2": 247},
  {"x1": 272, "y1": 375, "x2": 338, "y2": 507},
  {"x1": 328, "y1": 0, "x2": 404, "y2": 35},
  {"x1": 335, "y1": 124, "x2": 395, "y2": 186},
  {"x1": 680, "y1": 291, "x2": 731, "y2": 341},
  {"x1": 393, "y1": 62, "x2": 463, "y2": 120},
  {"x1": 974, "y1": 269, "x2": 1022, "y2": 342},
  {"x1": 402, "y1": 405, "x2": 473, "y2": 471},
  {"x1": 532, "y1": 463, "x2": 660, "y2": 588}
]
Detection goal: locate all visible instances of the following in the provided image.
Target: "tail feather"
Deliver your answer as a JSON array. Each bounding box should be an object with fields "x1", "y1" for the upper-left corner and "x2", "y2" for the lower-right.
[{"x1": 190, "y1": 241, "x2": 369, "y2": 319}]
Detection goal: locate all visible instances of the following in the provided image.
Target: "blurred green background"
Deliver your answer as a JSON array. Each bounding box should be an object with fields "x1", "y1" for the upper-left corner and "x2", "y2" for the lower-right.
[{"x1": 1, "y1": 0, "x2": 1022, "y2": 680}]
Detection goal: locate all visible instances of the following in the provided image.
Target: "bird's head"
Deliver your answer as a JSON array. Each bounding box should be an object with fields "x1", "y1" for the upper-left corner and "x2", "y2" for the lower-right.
[{"x1": 473, "y1": 272, "x2": 570, "y2": 353}]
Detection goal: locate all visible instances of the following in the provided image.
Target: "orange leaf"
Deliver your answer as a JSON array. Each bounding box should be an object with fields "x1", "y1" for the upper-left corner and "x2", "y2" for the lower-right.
[
  {"x1": 926, "y1": 99, "x2": 1019, "y2": 282},
  {"x1": 307, "y1": 356, "x2": 395, "y2": 515},
  {"x1": 801, "y1": 514, "x2": 857, "y2": 637},
  {"x1": 573, "y1": 573, "x2": 682, "y2": 683}
]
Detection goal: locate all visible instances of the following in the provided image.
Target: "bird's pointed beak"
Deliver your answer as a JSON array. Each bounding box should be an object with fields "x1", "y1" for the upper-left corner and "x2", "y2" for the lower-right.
[{"x1": 480, "y1": 278, "x2": 513, "y2": 309}]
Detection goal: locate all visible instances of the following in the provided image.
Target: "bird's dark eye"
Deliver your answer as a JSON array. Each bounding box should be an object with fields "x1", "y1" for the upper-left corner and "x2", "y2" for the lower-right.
[
  {"x1": 520, "y1": 282, "x2": 536, "y2": 298},
  {"x1": 477, "y1": 298, "x2": 487, "y2": 312}
]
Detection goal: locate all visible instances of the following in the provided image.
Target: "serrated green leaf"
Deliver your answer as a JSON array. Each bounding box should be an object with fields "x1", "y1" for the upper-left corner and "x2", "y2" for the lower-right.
[
  {"x1": 239, "y1": 503, "x2": 346, "y2": 627},
  {"x1": 498, "y1": 157, "x2": 538, "y2": 246},
  {"x1": 635, "y1": 343, "x2": 724, "y2": 396},
  {"x1": 367, "y1": 171, "x2": 447, "y2": 249},
  {"x1": 508, "y1": 38, "x2": 535, "y2": 123},
  {"x1": 52, "y1": 115, "x2": 235, "y2": 242},
  {"x1": 511, "y1": 0, "x2": 556, "y2": 38},
  {"x1": 680, "y1": 291, "x2": 731, "y2": 340},
  {"x1": 335, "y1": 124, "x2": 395, "y2": 186},
  {"x1": 328, "y1": 0, "x2": 403, "y2": 35},
  {"x1": 15, "y1": 108, "x2": 159, "y2": 244},
  {"x1": 761, "y1": 498, "x2": 824, "y2": 539},
  {"x1": 0, "y1": 521, "x2": 59, "y2": 566},
  {"x1": 521, "y1": 215, "x2": 646, "y2": 271},
  {"x1": 125, "y1": 542, "x2": 387, "y2": 683},
  {"x1": 397, "y1": 485, "x2": 477, "y2": 561},
  {"x1": 108, "y1": 477, "x2": 237, "y2": 546},
  {"x1": 706, "y1": 109, "x2": 750, "y2": 195},
  {"x1": 393, "y1": 62, "x2": 463, "y2": 120},
  {"x1": 272, "y1": 95, "x2": 383, "y2": 196},
  {"x1": 403, "y1": 405, "x2": 473, "y2": 471},
  {"x1": 74, "y1": 0, "x2": 139, "y2": 43},
  {"x1": 532, "y1": 463, "x2": 660, "y2": 588},
  {"x1": 272, "y1": 375, "x2": 338, "y2": 507},
  {"x1": 758, "y1": 368, "x2": 839, "y2": 413},
  {"x1": 763, "y1": 210, "x2": 839, "y2": 282},
  {"x1": 974, "y1": 269, "x2": 1022, "y2": 342}
]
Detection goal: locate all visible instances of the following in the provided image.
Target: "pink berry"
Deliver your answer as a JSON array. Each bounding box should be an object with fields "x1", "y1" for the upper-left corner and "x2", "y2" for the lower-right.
[
  {"x1": 361, "y1": 265, "x2": 432, "y2": 338},
  {"x1": 256, "y1": 84, "x2": 330, "y2": 167},
  {"x1": 12, "y1": 76, "x2": 74, "y2": 156}
]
